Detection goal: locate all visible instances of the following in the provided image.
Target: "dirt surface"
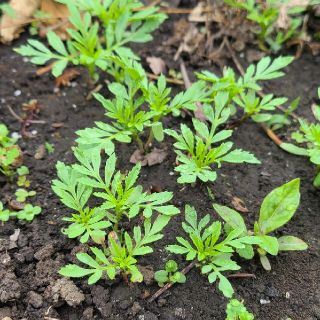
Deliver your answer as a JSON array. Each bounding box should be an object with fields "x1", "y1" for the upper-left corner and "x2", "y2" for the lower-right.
[{"x1": 0, "y1": 6, "x2": 320, "y2": 320}]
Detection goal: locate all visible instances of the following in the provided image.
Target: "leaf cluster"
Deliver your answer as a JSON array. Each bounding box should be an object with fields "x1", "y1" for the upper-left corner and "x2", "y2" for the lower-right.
[
  {"x1": 225, "y1": 299, "x2": 254, "y2": 320},
  {"x1": 76, "y1": 70, "x2": 209, "y2": 154},
  {"x1": 197, "y1": 56, "x2": 297, "y2": 129},
  {"x1": 154, "y1": 260, "x2": 186, "y2": 287},
  {"x1": 281, "y1": 89, "x2": 320, "y2": 187},
  {"x1": 15, "y1": 0, "x2": 166, "y2": 81},
  {"x1": 224, "y1": 0, "x2": 307, "y2": 52},
  {"x1": 0, "y1": 202, "x2": 42, "y2": 223},
  {"x1": 167, "y1": 205, "x2": 258, "y2": 297},
  {"x1": 52, "y1": 148, "x2": 179, "y2": 283},
  {"x1": 165, "y1": 92, "x2": 260, "y2": 184},
  {"x1": 0, "y1": 124, "x2": 21, "y2": 177}
]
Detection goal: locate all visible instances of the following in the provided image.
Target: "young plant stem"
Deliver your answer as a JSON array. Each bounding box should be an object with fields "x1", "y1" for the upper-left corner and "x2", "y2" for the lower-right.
[
  {"x1": 134, "y1": 135, "x2": 145, "y2": 154},
  {"x1": 147, "y1": 260, "x2": 197, "y2": 303},
  {"x1": 145, "y1": 129, "x2": 154, "y2": 151}
]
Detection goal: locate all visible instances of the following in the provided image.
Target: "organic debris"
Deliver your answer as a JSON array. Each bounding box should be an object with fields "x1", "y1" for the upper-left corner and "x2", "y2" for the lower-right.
[
  {"x1": 0, "y1": 0, "x2": 40, "y2": 44},
  {"x1": 130, "y1": 148, "x2": 168, "y2": 166}
]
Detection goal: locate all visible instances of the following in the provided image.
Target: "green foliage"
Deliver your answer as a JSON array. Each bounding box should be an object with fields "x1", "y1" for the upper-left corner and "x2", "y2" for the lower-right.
[
  {"x1": 15, "y1": 0, "x2": 166, "y2": 81},
  {"x1": 0, "y1": 3, "x2": 15, "y2": 17},
  {"x1": 165, "y1": 92, "x2": 260, "y2": 184},
  {"x1": 281, "y1": 89, "x2": 320, "y2": 186},
  {"x1": 45, "y1": 142, "x2": 55, "y2": 154},
  {"x1": 167, "y1": 205, "x2": 258, "y2": 297},
  {"x1": 154, "y1": 260, "x2": 186, "y2": 287},
  {"x1": 76, "y1": 69, "x2": 209, "y2": 154},
  {"x1": 214, "y1": 179, "x2": 308, "y2": 271},
  {"x1": 0, "y1": 201, "x2": 12, "y2": 222},
  {"x1": 224, "y1": 0, "x2": 307, "y2": 52},
  {"x1": 225, "y1": 299, "x2": 254, "y2": 320},
  {"x1": 197, "y1": 56, "x2": 297, "y2": 128},
  {"x1": 60, "y1": 214, "x2": 173, "y2": 284},
  {"x1": 0, "y1": 202, "x2": 41, "y2": 223},
  {"x1": 17, "y1": 166, "x2": 31, "y2": 188},
  {"x1": 15, "y1": 189, "x2": 36, "y2": 202},
  {"x1": 0, "y1": 124, "x2": 21, "y2": 177},
  {"x1": 52, "y1": 148, "x2": 179, "y2": 283}
]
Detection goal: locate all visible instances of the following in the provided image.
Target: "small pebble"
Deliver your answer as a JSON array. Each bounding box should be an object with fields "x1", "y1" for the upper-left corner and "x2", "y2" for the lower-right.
[
  {"x1": 14, "y1": 90, "x2": 21, "y2": 97},
  {"x1": 23, "y1": 57, "x2": 29, "y2": 62},
  {"x1": 260, "y1": 299, "x2": 270, "y2": 305},
  {"x1": 11, "y1": 132, "x2": 21, "y2": 140},
  {"x1": 285, "y1": 292, "x2": 290, "y2": 299},
  {"x1": 169, "y1": 171, "x2": 174, "y2": 176},
  {"x1": 72, "y1": 104, "x2": 77, "y2": 109}
]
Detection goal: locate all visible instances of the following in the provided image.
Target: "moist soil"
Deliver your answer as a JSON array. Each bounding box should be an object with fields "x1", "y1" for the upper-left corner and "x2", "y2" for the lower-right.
[{"x1": 0, "y1": 7, "x2": 320, "y2": 320}]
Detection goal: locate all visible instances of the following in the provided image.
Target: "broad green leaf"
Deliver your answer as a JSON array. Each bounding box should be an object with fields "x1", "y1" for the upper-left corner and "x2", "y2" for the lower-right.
[
  {"x1": 278, "y1": 235, "x2": 308, "y2": 251},
  {"x1": 213, "y1": 204, "x2": 247, "y2": 232},
  {"x1": 280, "y1": 143, "x2": 308, "y2": 156},
  {"x1": 258, "y1": 178, "x2": 300, "y2": 234},
  {"x1": 255, "y1": 235, "x2": 279, "y2": 255}
]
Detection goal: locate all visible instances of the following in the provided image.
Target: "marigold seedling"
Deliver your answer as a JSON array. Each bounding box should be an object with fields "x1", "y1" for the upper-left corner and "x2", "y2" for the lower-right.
[
  {"x1": 197, "y1": 56, "x2": 297, "y2": 128},
  {"x1": 52, "y1": 148, "x2": 179, "y2": 283},
  {"x1": 165, "y1": 92, "x2": 260, "y2": 184},
  {"x1": 76, "y1": 65, "x2": 209, "y2": 155},
  {"x1": 224, "y1": 0, "x2": 307, "y2": 52},
  {"x1": 154, "y1": 260, "x2": 186, "y2": 287},
  {"x1": 281, "y1": 88, "x2": 320, "y2": 187},
  {"x1": 15, "y1": 0, "x2": 166, "y2": 81},
  {"x1": 214, "y1": 178, "x2": 308, "y2": 271},
  {"x1": 167, "y1": 205, "x2": 258, "y2": 297}
]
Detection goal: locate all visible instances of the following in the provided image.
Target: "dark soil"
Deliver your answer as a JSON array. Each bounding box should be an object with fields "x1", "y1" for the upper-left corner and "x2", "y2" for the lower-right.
[{"x1": 0, "y1": 7, "x2": 320, "y2": 320}]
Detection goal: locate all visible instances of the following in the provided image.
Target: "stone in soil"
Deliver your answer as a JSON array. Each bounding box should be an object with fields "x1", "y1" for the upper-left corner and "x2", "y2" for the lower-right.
[
  {"x1": 27, "y1": 291, "x2": 43, "y2": 309},
  {"x1": 0, "y1": 269, "x2": 21, "y2": 303},
  {"x1": 44, "y1": 278, "x2": 85, "y2": 307}
]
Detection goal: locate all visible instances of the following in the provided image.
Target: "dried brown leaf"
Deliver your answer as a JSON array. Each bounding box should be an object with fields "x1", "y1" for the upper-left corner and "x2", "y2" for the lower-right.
[
  {"x1": 34, "y1": 144, "x2": 45, "y2": 160},
  {"x1": 38, "y1": 0, "x2": 71, "y2": 39},
  {"x1": 231, "y1": 196, "x2": 249, "y2": 213},
  {"x1": 0, "y1": 0, "x2": 40, "y2": 43},
  {"x1": 146, "y1": 56, "x2": 166, "y2": 75},
  {"x1": 55, "y1": 68, "x2": 80, "y2": 87}
]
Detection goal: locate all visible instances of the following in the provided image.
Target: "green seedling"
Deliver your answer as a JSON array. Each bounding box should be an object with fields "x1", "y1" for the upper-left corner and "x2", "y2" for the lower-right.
[
  {"x1": 17, "y1": 166, "x2": 31, "y2": 188},
  {"x1": 45, "y1": 142, "x2": 55, "y2": 154},
  {"x1": 214, "y1": 178, "x2": 308, "y2": 271},
  {"x1": 0, "y1": 124, "x2": 22, "y2": 178},
  {"x1": 52, "y1": 148, "x2": 179, "y2": 284},
  {"x1": 165, "y1": 92, "x2": 260, "y2": 184},
  {"x1": 76, "y1": 65, "x2": 208, "y2": 155},
  {"x1": 197, "y1": 56, "x2": 297, "y2": 128},
  {"x1": 167, "y1": 205, "x2": 258, "y2": 297},
  {"x1": 15, "y1": 189, "x2": 36, "y2": 202},
  {"x1": 15, "y1": 0, "x2": 166, "y2": 81},
  {"x1": 59, "y1": 214, "x2": 174, "y2": 284},
  {"x1": 225, "y1": 299, "x2": 254, "y2": 320},
  {"x1": 154, "y1": 260, "x2": 186, "y2": 287},
  {"x1": 224, "y1": 0, "x2": 306, "y2": 52},
  {"x1": 16, "y1": 204, "x2": 42, "y2": 221},
  {"x1": 281, "y1": 88, "x2": 320, "y2": 186},
  {"x1": 0, "y1": 202, "x2": 41, "y2": 222},
  {"x1": 0, "y1": 201, "x2": 12, "y2": 222}
]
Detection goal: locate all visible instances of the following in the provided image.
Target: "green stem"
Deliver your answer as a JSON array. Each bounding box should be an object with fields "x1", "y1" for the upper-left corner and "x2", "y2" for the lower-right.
[
  {"x1": 134, "y1": 135, "x2": 145, "y2": 154},
  {"x1": 145, "y1": 129, "x2": 154, "y2": 152}
]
